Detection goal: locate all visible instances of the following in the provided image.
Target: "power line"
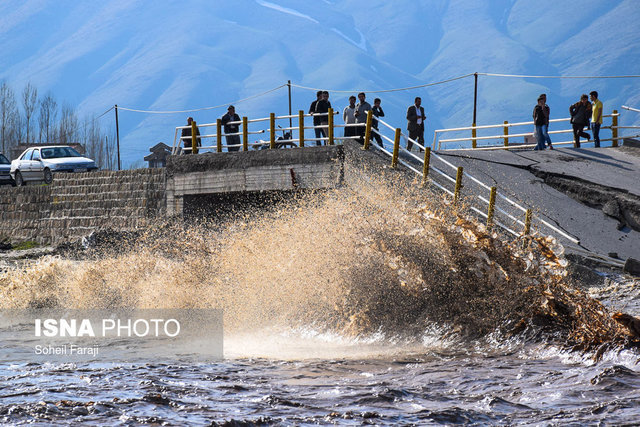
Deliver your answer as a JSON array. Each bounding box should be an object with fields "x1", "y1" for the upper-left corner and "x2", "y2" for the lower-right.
[
  {"x1": 478, "y1": 72, "x2": 640, "y2": 79},
  {"x1": 96, "y1": 105, "x2": 114, "y2": 119},
  {"x1": 116, "y1": 84, "x2": 288, "y2": 114},
  {"x1": 289, "y1": 73, "x2": 476, "y2": 94},
  {"x1": 102, "y1": 72, "x2": 640, "y2": 117}
]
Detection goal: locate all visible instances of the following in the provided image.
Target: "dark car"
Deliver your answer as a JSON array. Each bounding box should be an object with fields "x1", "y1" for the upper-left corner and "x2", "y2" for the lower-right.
[{"x1": 0, "y1": 153, "x2": 14, "y2": 186}]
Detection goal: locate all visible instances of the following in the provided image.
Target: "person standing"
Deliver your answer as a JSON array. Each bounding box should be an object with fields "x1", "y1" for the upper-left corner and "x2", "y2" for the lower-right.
[
  {"x1": 354, "y1": 92, "x2": 371, "y2": 143},
  {"x1": 181, "y1": 117, "x2": 201, "y2": 154},
  {"x1": 406, "y1": 97, "x2": 426, "y2": 151},
  {"x1": 569, "y1": 94, "x2": 591, "y2": 148},
  {"x1": 309, "y1": 91, "x2": 323, "y2": 146},
  {"x1": 221, "y1": 105, "x2": 241, "y2": 152},
  {"x1": 371, "y1": 98, "x2": 385, "y2": 147},
  {"x1": 539, "y1": 93, "x2": 553, "y2": 149},
  {"x1": 590, "y1": 91, "x2": 603, "y2": 148},
  {"x1": 315, "y1": 90, "x2": 331, "y2": 144},
  {"x1": 533, "y1": 96, "x2": 547, "y2": 151},
  {"x1": 343, "y1": 96, "x2": 357, "y2": 138}
]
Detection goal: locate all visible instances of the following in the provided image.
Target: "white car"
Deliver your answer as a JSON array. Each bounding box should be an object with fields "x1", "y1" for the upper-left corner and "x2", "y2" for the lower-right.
[{"x1": 10, "y1": 146, "x2": 98, "y2": 186}]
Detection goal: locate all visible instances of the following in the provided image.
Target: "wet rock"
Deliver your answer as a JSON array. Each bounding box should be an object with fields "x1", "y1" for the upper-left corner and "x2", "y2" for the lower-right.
[
  {"x1": 612, "y1": 312, "x2": 640, "y2": 338},
  {"x1": 623, "y1": 258, "x2": 640, "y2": 277},
  {"x1": 565, "y1": 258, "x2": 606, "y2": 288}
]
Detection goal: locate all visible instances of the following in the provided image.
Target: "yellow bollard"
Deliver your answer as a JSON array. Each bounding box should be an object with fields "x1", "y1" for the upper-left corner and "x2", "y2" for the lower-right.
[
  {"x1": 391, "y1": 128, "x2": 401, "y2": 168},
  {"x1": 524, "y1": 209, "x2": 532, "y2": 235},
  {"x1": 363, "y1": 110, "x2": 373, "y2": 150},
  {"x1": 472, "y1": 123, "x2": 477, "y2": 149},
  {"x1": 298, "y1": 110, "x2": 304, "y2": 147},
  {"x1": 422, "y1": 147, "x2": 431, "y2": 186},
  {"x1": 328, "y1": 108, "x2": 334, "y2": 145},
  {"x1": 454, "y1": 166, "x2": 464, "y2": 204},
  {"x1": 612, "y1": 109, "x2": 619, "y2": 147},
  {"x1": 270, "y1": 113, "x2": 276, "y2": 149},
  {"x1": 242, "y1": 117, "x2": 248, "y2": 151},
  {"x1": 503, "y1": 121, "x2": 509, "y2": 147},
  {"x1": 191, "y1": 120, "x2": 198, "y2": 155},
  {"x1": 487, "y1": 186, "x2": 497, "y2": 229},
  {"x1": 216, "y1": 119, "x2": 222, "y2": 153}
]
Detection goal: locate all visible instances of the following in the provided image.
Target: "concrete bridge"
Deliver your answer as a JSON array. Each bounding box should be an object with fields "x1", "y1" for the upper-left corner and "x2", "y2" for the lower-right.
[
  {"x1": 165, "y1": 145, "x2": 343, "y2": 217},
  {"x1": 1, "y1": 137, "x2": 638, "y2": 276},
  {"x1": 0, "y1": 143, "x2": 357, "y2": 246}
]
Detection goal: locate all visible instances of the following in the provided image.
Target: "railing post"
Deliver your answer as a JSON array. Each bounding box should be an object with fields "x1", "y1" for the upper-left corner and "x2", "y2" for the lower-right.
[
  {"x1": 191, "y1": 120, "x2": 199, "y2": 155},
  {"x1": 612, "y1": 109, "x2": 619, "y2": 147},
  {"x1": 524, "y1": 209, "x2": 532, "y2": 235},
  {"x1": 454, "y1": 167, "x2": 464, "y2": 204},
  {"x1": 503, "y1": 121, "x2": 509, "y2": 147},
  {"x1": 472, "y1": 123, "x2": 477, "y2": 149},
  {"x1": 216, "y1": 119, "x2": 222, "y2": 153},
  {"x1": 487, "y1": 186, "x2": 497, "y2": 229},
  {"x1": 242, "y1": 116, "x2": 248, "y2": 151},
  {"x1": 298, "y1": 110, "x2": 304, "y2": 147},
  {"x1": 363, "y1": 110, "x2": 373, "y2": 150},
  {"x1": 422, "y1": 147, "x2": 431, "y2": 186},
  {"x1": 328, "y1": 108, "x2": 334, "y2": 145},
  {"x1": 270, "y1": 113, "x2": 276, "y2": 149},
  {"x1": 391, "y1": 128, "x2": 401, "y2": 168}
]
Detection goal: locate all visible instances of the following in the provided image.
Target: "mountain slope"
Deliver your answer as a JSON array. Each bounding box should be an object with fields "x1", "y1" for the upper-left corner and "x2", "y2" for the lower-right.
[{"x1": 1, "y1": 0, "x2": 638, "y2": 164}]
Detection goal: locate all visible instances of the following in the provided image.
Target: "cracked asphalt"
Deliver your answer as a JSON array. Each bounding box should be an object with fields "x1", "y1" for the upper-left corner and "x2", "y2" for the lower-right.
[{"x1": 428, "y1": 145, "x2": 640, "y2": 265}]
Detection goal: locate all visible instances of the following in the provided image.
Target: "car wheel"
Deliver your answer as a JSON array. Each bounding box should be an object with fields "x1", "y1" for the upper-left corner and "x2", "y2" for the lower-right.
[
  {"x1": 43, "y1": 168, "x2": 53, "y2": 184},
  {"x1": 15, "y1": 171, "x2": 24, "y2": 186}
]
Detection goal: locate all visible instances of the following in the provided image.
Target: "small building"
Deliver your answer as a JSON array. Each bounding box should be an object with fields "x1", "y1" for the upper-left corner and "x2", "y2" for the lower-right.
[
  {"x1": 9, "y1": 143, "x2": 85, "y2": 161},
  {"x1": 144, "y1": 143, "x2": 171, "y2": 168}
]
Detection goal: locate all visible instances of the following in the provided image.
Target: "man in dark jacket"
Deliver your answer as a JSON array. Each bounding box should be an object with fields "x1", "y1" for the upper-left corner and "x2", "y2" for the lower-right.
[
  {"x1": 533, "y1": 96, "x2": 547, "y2": 151},
  {"x1": 406, "y1": 97, "x2": 426, "y2": 151},
  {"x1": 181, "y1": 117, "x2": 201, "y2": 154},
  {"x1": 569, "y1": 94, "x2": 591, "y2": 148},
  {"x1": 309, "y1": 91, "x2": 323, "y2": 146},
  {"x1": 315, "y1": 91, "x2": 331, "y2": 145},
  {"x1": 371, "y1": 98, "x2": 385, "y2": 147},
  {"x1": 221, "y1": 105, "x2": 241, "y2": 152}
]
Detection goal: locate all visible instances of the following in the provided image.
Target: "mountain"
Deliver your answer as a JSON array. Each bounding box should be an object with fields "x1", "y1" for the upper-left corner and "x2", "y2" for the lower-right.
[{"x1": 1, "y1": 0, "x2": 639, "y2": 165}]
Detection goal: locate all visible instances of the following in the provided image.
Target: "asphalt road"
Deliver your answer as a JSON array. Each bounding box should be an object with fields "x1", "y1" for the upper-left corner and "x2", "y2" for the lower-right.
[{"x1": 426, "y1": 146, "x2": 640, "y2": 265}]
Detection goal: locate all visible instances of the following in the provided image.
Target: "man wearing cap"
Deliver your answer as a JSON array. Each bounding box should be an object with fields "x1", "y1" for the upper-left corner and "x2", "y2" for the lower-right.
[{"x1": 221, "y1": 106, "x2": 241, "y2": 152}]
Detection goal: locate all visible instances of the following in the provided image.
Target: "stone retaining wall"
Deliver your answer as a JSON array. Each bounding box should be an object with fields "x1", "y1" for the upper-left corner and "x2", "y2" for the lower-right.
[{"x1": 0, "y1": 169, "x2": 166, "y2": 246}]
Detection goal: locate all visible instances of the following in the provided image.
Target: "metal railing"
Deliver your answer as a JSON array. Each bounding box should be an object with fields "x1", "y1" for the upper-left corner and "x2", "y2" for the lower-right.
[
  {"x1": 171, "y1": 109, "x2": 366, "y2": 155},
  {"x1": 168, "y1": 108, "x2": 633, "y2": 267},
  {"x1": 362, "y1": 112, "x2": 625, "y2": 267},
  {"x1": 431, "y1": 110, "x2": 640, "y2": 151}
]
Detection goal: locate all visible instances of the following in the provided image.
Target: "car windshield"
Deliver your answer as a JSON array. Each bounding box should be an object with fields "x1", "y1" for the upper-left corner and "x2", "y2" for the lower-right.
[
  {"x1": 0, "y1": 154, "x2": 9, "y2": 165},
  {"x1": 40, "y1": 147, "x2": 83, "y2": 159}
]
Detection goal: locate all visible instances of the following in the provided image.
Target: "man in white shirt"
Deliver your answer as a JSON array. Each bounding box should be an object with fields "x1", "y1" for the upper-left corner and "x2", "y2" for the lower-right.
[{"x1": 343, "y1": 96, "x2": 357, "y2": 138}]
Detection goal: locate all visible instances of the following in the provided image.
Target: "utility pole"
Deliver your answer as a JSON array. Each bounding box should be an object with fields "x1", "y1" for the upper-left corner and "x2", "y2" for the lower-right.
[
  {"x1": 473, "y1": 72, "x2": 478, "y2": 125},
  {"x1": 287, "y1": 80, "x2": 292, "y2": 129},
  {"x1": 472, "y1": 73, "x2": 478, "y2": 148},
  {"x1": 114, "y1": 104, "x2": 121, "y2": 170}
]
